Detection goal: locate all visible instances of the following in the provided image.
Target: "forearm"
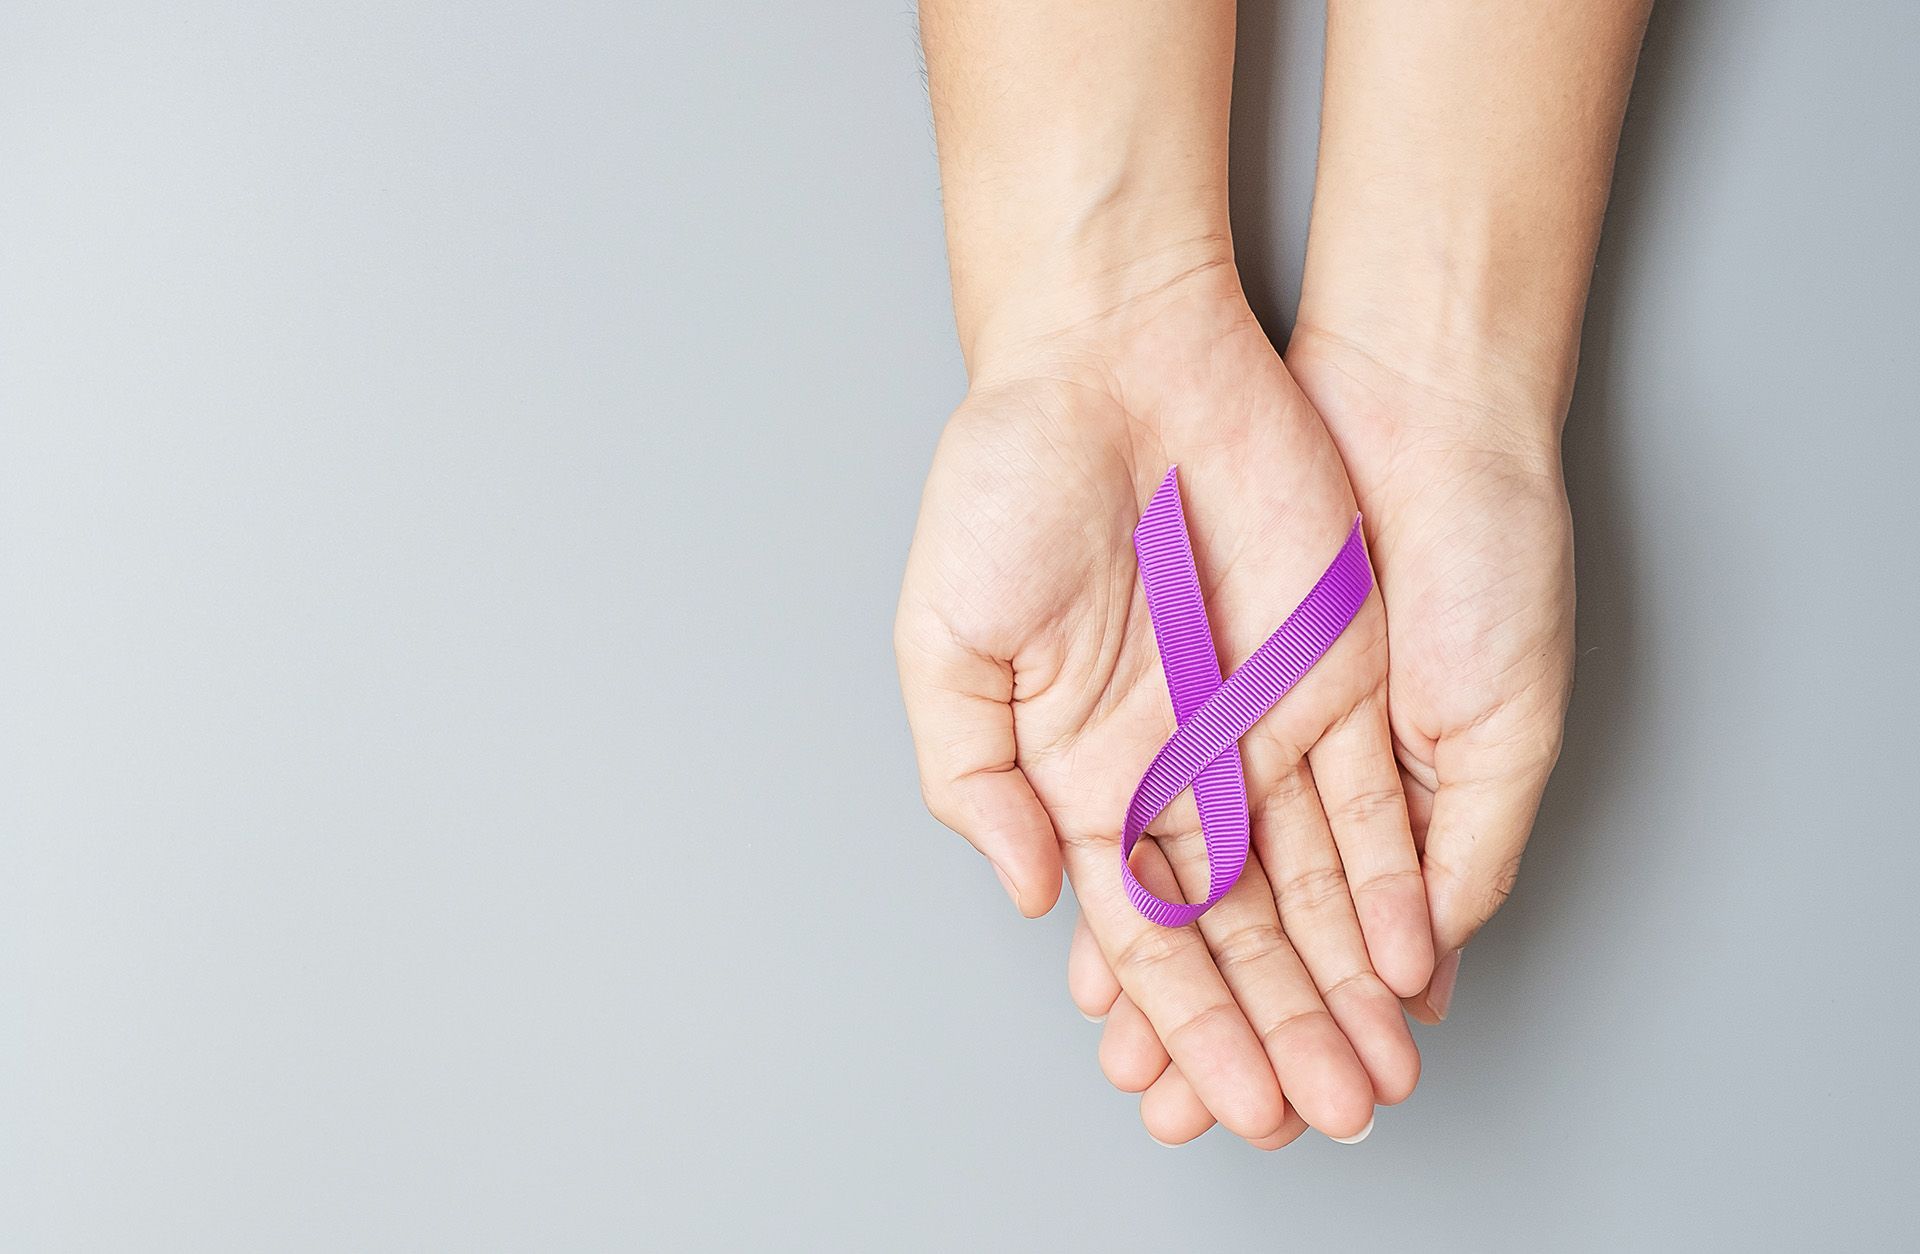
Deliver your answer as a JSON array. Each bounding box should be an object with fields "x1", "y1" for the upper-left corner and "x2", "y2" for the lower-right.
[
  {"x1": 919, "y1": 0, "x2": 1238, "y2": 368},
  {"x1": 1294, "y1": 0, "x2": 1653, "y2": 425}
]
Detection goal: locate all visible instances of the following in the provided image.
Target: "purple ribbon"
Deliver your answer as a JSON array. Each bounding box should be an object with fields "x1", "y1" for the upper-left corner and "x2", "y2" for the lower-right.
[{"x1": 1122, "y1": 468, "x2": 1374, "y2": 927}]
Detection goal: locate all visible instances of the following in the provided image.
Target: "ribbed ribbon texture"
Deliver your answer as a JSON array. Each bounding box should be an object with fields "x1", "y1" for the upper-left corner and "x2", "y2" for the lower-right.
[{"x1": 1122, "y1": 467, "x2": 1373, "y2": 927}]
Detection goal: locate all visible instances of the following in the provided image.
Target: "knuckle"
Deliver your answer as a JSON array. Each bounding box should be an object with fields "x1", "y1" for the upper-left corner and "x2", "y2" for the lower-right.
[
  {"x1": 1350, "y1": 866, "x2": 1425, "y2": 898},
  {"x1": 1329, "y1": 785, "x2": 1406, "y2": 831},
  {"x1": 1112, "y1": 926, "x2": 1189, "y2": 979},
  {"x1": 1316, "y1": 968, "x2": 1382, "y2": 1005},
  {"x1": 1257, "y1": 1005, "x2": 1338, "y2": 1048},
  {"x1": 1534, "y1": 722, "x2": 1568, "y2": 770},
  {"x1": 1058, "y1": 827, "x2": 1120, "y2": 855},
  {"x1": 918, "y1": 780, "x2": 964, "y2": 832},
  {"x1": 1211, "y1": 920, "x2": 1289, "y2": 972},
  {"x1": 1258, "y1": 769, "x2": 1316, "y2": 816},
  {"x1": 1144, "y1": 823, "x2": 1207, "y2": 863},
  {"x1": 1272, "y1": 864, "x2": 1352, "y2": 916},
  {"x1": 1162, "y1": 1000, "x2": 1248, "y2": 1055},
  {"x1": 1515, "y1": 703, "x2": 1570, "y2": 766},
  {"x1": 1484, "y1": 706, "x2": 1567, "y2": 774}
]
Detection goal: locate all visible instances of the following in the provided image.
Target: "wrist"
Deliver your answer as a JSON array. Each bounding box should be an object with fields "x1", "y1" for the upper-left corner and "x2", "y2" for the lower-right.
[
  {"x1": 921, "y1": 0, "x2": 1239, "y2": 374},
  {"x1": 1290, "y1": 286, "x2": 1589, "y2": 453},
  {"x1": 949, "y1": 205, "x2": 1236, "y2": 374},
  {"x1": 1292, "y1": 193, "x2": 1607, "y2": 436},
  {"x1": 958, "y1": 226, "x2": 1245, "y2": 385},
  {"x1": 1286, "y1": 319, "x2": 1566, "y2": 479}
]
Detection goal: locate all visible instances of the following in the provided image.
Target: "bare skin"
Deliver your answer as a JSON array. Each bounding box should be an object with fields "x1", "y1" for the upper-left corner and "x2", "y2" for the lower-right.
[
  {"x1": 899, "y1": 269, "x2": 1428, "y2": 1143},
  {"x1": 902, "y1": 0, "x2": 1649, "y2": 1145},
  {"x1": 1065, "y1": 1, "x2": 1650, "y2": 1142}
]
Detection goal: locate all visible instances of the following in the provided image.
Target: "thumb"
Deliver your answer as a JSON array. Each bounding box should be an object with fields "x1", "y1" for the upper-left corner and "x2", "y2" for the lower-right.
[
  {"x1": 896, "y1": 621, "x2": 1062, "y2": 917},
  {"x1": 1410, "y1": 766, "x2": 1550, "y2": 1020}
]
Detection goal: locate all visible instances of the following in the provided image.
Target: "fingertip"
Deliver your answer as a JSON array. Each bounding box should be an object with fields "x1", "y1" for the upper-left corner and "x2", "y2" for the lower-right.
[
  {"x1": 1067, "y1": 913, "x2": 1121, "y2": 1020},
  {"x1": 1357, "y1": 883, "x2": 1437, "y2": 999},
  {"x1": 989, "y1": 861, "x2": 1054, "y2": 918},
  {"x1": 1320, "y1": 978, "x2": 1422, "y2": 1106},
  {"x1": 1400, "y1": 946, "x2": 1462, "y2": 1024},
  {"x1": 1402, "y1": 994, "x2": 1444, "y2": 1027},
  {"x1": 1140, "y1": 1065, "x2": 1216, "y2": 1147},
  {"x1": 1420, "y1": 773, "x2": 1542, "y2": 954},
  {"x1": 999, "y1": 857, "x2": 1062, "y2": 918},
  {"x1": 1419, "y1": 856, "x2": 1481, "y2": 958},
  {"x1": 1099, "y1": 996, "x2": 1170, "y2": 1093},
  {"x1": 1266, "y1": 1015, "x2": 1376, "y2": 1141},
  {"x1": 930, "y1": 764, "x2": 1062, "y2": 919},
  {"x1": 1248, "y1": 1111, "x2": 1309, "y2": 1151},
  {"x1": 1161, "y1": 1007, "x2": 1289, "y2": 1141},
  {"x1": 1320, "y1": 1103, "x2": 1376, "y2": 1144},
  {"x1": 1425, "y1": 949, "x2": 1463, "y2": 1022},
  {"x1": 992, "y1": 810, "x2": 1063, "y2": 920},
  {"x1": 1215, "y1": 1081, "x2": 1290, "y2": 1144},
  {"x1": 990, "y1": 862, "x2": 1022, "y2": 910},
  {"x1": 1379, "y1": 954, "x2": 1434, "y2": 1003},
  {"x1": 1373, "y1": 1039, "x2": 1421, "y2": 1107},
  {"x1": 1020, "y1": 865, "x2": 1063, "y2": 918},
  {"x1": 1328, "y1": 1114, "x2": 1375, "y2": 1145}
]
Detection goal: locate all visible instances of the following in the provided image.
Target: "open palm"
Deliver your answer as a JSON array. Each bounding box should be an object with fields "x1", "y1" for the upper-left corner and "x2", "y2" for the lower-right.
[
  {"x1": 1287, "y1": 332, "x2": 1577, "y2": 1020},
  {"x1": 897, "y1": 291, "x2": 1432, "y2": 1142}
]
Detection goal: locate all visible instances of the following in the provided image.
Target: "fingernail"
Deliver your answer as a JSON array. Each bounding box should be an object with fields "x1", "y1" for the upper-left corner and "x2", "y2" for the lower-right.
[
  {"x1": 1148, "y1": 1133, "x2": 1182, "y2": 1149},
  {"x1": 990, "y1": 861, "x2": 1022, "y2": 911},
  {"x1": 1330, "y1": 1115, "x2": 1375, "y2": 1145},
  {"x1": 1080, "y1": 1011, "x2": 1107, "y2": 1024},
  {"x1": 1427, "y1": 950, "x2": 1463, "y2": 1021}
]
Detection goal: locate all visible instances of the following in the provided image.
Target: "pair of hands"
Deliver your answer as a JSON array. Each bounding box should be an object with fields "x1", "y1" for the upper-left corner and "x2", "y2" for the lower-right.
[{"x1": 896, "y1": 265, "x2": 1574, "y2": 1147}]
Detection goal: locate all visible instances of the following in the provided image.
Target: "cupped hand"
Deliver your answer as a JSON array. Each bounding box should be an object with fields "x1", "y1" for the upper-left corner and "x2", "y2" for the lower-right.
[
  {"x1": 1060, "y1": 321, "x2": 1578, "y2": 1140},
  {"x1": 896, "y1": 276, "x2": 1433, "y2": 1142},
  {"x1": 1284, "y1": 329, "x2": 1577, "y2": 1022}
]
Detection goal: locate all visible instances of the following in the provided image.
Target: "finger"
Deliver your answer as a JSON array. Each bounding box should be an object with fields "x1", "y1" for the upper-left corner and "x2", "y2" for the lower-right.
[
  {"x1": 1068, "y1": 912, "x2": 1121, "y2": 1021},
  {"x1": 1072, "y1": 904, "x2": 1402, "y2": 1122},
  {"x1": 1396, "y1": 768, "x2": 1446, "y2": 1023},
  {"x1": 1148, "y1": 817, "x2": 1377, "y2": 1140},
  {"x1": 1068, "y1": 831, "x2": 1287, "y2": 1140},
  {"x1": 1406, "y1": 948, "x2": 1463, "y2": 1027},
  {"x1": 1399, "y1": 764, "x2": 1436, "y2": 851},
  {"x1": 895, "y1": 625, "x2": 1062, "y2": 917},
  {"x1": 1108, "y1": 968, "x2": 1307, "y2": 1149},
  {"x1": 1415, "y1": 765, "x2": 1549, "y2": 1017},
  {"x1": 1139, "y1": 1065, "x2": 1216, "y2": 1147},
  {"x1": 1073, "y1": 870, "x2": 1418, "y2": 1113},
  {"x1": 1308, "y1": 702, "x2": 1434, "y2": 997},
  {"x1": 1247, "y1": 1108, "x2": 1310, "y2": 1152},
  {"x1": 1251, "y1": 767, "x2": 1421, "y2": 1109},
  {"x1": 1098, "y1": 994, "x2": 1169, "y2": 1093}
]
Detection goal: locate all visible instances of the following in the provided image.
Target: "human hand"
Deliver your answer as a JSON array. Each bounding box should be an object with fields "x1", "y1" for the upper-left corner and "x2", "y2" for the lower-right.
[
  {"x1": 1073, "y1": 326, "x2": 1576, "y2": 1038},
  {"x1": 907, "y1": 0, "x2": 1627, "y2": 1149},
  {"x1": 896, "y1": 271, "x2": 1432, "y2": 1143},
  {"x1": 1285, "y1": 330, "x2": 1577, "y2": 1021},
  {"x1": 1257, "y1": 0, "x2": 1638, "y2": 1027}
]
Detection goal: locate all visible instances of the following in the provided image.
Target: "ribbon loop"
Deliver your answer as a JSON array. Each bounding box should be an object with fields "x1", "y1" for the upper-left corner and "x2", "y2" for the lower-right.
[{"x1": 1122, "y1": 467, "x2": 1374, "y2": 927}]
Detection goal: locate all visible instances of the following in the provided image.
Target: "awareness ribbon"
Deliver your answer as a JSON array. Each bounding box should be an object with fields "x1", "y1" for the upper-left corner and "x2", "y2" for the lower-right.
[{"x1": 1122, "y1": 467, "x2": 1374, "y2": 927}]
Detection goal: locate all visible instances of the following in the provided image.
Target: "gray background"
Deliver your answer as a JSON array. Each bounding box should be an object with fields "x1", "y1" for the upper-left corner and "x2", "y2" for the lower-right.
[{"x1": 2, "y1": 1, "x2": 1916, "y2": 1249}]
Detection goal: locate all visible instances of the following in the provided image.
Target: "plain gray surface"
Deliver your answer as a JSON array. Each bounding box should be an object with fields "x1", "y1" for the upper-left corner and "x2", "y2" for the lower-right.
[{"x1": 2, "y1": 2, "x2": 1916, "y2": 1249}]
